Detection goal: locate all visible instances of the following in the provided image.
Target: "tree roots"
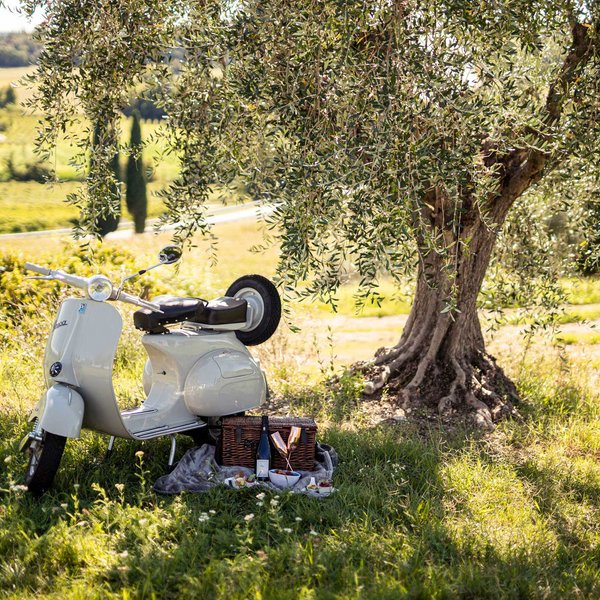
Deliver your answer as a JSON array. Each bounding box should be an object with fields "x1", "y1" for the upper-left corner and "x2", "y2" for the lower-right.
[{"x1": 363, "y1": 343, "x2": 518, "y2": 429}]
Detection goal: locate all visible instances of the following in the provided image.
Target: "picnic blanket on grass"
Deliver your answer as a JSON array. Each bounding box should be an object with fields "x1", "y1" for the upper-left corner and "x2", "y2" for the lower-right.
[{"x1": 153, "y1": 442, "x2": 337, "y2": 495}]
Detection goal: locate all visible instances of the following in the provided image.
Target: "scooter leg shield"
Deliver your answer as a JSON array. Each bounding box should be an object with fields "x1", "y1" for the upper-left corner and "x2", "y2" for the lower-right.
[{"x1": 33, "y1": 384, "x2": 84, "y2": 439}]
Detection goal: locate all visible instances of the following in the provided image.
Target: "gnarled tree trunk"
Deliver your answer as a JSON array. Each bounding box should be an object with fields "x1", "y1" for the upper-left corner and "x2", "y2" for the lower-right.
[
  {"x1": 362, "y1": 22, "x2": 593, "y2": 427},
  {"x1": 364, "y1": 196, "x2": 520, "y2": 428}
]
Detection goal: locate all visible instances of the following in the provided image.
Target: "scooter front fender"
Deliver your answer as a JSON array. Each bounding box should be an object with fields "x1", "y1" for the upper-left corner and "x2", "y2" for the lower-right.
[{"x1": 30, "y1": 384, "x2": 84, "y2": 439}]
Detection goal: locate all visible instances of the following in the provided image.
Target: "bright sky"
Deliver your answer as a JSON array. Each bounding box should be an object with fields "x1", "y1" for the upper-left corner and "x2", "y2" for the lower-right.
[{"x1": 0, "y1": 1, "x2": 43, "y2": 32}]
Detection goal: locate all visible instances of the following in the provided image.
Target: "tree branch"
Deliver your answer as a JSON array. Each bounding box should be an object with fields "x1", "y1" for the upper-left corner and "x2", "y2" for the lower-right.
[
  {"x1": 545, "y1": 22, "x2": 593, "y2": 126},
  {"x1": 489, "y1": 20, "x2": 594, "y2": 221}
]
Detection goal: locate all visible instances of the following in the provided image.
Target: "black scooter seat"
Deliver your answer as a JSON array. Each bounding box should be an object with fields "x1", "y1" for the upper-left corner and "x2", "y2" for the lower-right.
[{"x1": 134, "y1": 296, "x2": 248, "y2": 333}]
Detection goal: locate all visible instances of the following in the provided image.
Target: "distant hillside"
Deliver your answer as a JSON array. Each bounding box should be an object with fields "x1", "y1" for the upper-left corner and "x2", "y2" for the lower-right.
[{"x1": 0, "y1": 32, "x2": 40, "y2": 68}]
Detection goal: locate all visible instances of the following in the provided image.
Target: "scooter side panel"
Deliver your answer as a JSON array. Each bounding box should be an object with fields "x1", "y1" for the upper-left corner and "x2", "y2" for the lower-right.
[
  {"x1": 43, "y1": 299, "x2": 132, "y2": 438},
  {"x1": 35, "y1": 384, "x2": 85, "y2": 438},
  {"x1": 133, "y1": 331, "x2": 264, "y2": 431},
  {"x1": 184, "y1": 349, "x2": 266, "y2": 416}
]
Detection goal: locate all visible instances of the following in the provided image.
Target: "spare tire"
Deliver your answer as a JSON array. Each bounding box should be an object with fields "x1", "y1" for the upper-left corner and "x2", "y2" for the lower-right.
[{"x1": 225, "y1": 275, "x2": 281, "y2": 346}]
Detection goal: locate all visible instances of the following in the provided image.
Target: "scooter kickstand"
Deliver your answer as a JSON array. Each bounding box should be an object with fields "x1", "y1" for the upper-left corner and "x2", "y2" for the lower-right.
[
  {"x1": 105, "y1": 436, "x2": 115, "y2": 460},
  {"x1": 168, "y1": 435, "x2": 177, "y2": 468}
]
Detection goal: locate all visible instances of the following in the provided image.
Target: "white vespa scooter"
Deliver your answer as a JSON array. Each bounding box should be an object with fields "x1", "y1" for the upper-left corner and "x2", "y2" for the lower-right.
[{"x1": 20, "y1": 246, "x2": 281, "y2": 495}]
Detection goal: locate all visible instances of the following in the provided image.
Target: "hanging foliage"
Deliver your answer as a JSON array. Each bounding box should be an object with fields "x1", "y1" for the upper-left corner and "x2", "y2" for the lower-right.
[{"x1": 23, "y1": 0, "x2": 600, "y2": 424}]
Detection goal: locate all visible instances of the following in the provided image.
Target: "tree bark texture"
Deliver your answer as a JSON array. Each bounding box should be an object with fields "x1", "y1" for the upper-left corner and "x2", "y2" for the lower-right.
[
  {"x1": 362, "y1": 22, "x2": 594, "y2": 427},
  {"x1": 363, "y1": 193, "x2": 519, "y2": 428}
]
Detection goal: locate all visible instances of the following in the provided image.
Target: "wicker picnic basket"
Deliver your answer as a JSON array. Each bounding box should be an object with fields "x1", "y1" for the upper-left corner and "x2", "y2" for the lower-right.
[{"x1": 219, "y1": 416, "x2": 317, "y2": 470}]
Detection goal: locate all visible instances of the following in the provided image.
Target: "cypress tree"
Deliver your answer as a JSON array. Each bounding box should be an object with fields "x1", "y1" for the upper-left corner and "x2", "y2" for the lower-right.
[
  {"x1": 125, "y1": 111, "x2": 147, "y2": 234},
  {"x1": 92, "y1": 121, "x2": 121, "y2": 237}
]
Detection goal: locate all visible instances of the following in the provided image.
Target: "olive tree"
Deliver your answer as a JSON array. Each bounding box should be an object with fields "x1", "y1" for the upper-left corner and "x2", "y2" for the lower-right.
[{"x1": 24, "y1": 1, "x2": 600, "y2": 425}]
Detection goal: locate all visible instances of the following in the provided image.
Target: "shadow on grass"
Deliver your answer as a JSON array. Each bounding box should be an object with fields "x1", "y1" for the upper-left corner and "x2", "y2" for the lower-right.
[{"x1": 1, "y1": 413, "x2": 598, "y2": 598}]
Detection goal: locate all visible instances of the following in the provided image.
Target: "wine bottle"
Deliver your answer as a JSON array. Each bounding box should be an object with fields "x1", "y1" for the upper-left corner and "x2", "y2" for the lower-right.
[{"x1": 256, "y1": 416, "x2": 271, "y2": 480}]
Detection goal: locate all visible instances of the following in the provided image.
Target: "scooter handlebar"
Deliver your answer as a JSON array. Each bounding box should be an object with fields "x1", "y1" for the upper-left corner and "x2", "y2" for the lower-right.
[
  {"x1": 25, "y1": 262, "x2": 161, "y2": 310},
  {"x1": 24, "y1": 262, "x2": 52, "y2": 276},
  {"x1": 24, "y1": 263, "x2": 91, "y2": 290},
  {"x1": 117, "y1": 290, "x2": 162, "y2": 312}
]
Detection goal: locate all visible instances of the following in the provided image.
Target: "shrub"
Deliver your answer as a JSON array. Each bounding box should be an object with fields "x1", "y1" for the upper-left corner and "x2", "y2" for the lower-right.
[
  {"x1": 5, "y1": 156, "x2": 52, "y2": 183},
  {"x1": 0, "y1": 86, "x2": 16, "y2": 108},
  {"x1": 0, "y1": 245, "x2": 166, "y2": 331}
]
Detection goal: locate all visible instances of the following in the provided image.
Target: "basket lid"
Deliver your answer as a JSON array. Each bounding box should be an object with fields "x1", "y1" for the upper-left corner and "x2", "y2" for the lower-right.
[{"x1": 222, "y1": 415, "x2": 317, "y2": 429}]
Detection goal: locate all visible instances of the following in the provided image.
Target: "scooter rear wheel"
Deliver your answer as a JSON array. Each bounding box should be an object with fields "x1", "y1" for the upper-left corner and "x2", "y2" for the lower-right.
[
  {"x1": 225, "y1": 275, "x2": 281, "y2": 346},
  {"x1": 25, "y1": 430, "x2": 66, "y2": 496}
]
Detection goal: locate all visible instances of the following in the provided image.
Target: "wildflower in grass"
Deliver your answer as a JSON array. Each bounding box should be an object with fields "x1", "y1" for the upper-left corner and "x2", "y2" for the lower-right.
[
  {"x1": 198, "y1": 512, "x2": 210, "y2": 523},
  {"x1": 4, "y1": 455, "x2": 12, "y2": 463},
  {"x1": 256, "y1": 501, "x2": 264, "y2": 507},
  {"x1": 73, "y1": 483, "x2": 80, "y2": 490},
  {"x1": 9, "y1": 484, "x2": 27, "y2": 492},
  {"x1": 60, "y1": 503, "x2": 68, "y2": 509},
  {"x1": 309, "y1": 530, "x2": 318, "y2": 536},
  {"x1": 295, "y1": 517, "x2": 302, "y2": 522},
  {"x1": 115, "y1": 483, "x2": 125, "y2": 493},
  {"x1": 209, "y1": 509, "x2": 216, "y2": 515},
  {"x1": 244, "y1": 513, "x2": 255, "y2": 522},
  {"x1": 270, "y1": 498, "x2": 279, "y2": 507},
  {"x1": 256, "y1": 492, "x2": 266, "y2": 500},
  {"x1": 135, "y1": 450, "x2": 144, "y2": 458},
  {"x1": 283, "y1": 527, "x2": 292, "y2": 533}
]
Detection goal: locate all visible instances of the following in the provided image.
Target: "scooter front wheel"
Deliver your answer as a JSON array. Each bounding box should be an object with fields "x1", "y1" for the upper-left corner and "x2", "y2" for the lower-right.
[{"x1": 25, "y1": 431, "x2": 66, "y2": 496}]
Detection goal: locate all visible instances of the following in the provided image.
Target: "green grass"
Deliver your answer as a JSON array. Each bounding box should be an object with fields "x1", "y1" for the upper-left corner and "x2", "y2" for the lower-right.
[
  {"x1": 562, "y1": 277, "x2": 600, "y2": 305},
  {"x1": 554, "y1": 331, "x2": 600, "y2": 346},
  {"x1": 1, "y1": 230, "x2": 599, "y2": 598},
  {"x1": 557, "y1": 304, "x2": 600, "y2": 324},
  {"x1": 312, "y1": 279, "x2": 412, "y2": 317},
  {"x1": 0, "y1": 109, "x2": 179, "y2": 183},
  {"x1": 0, "y1": 359, "x2": 598, "y2": 598},
  {"x1": 0, "y1": 180, "x2": 172, "y2": 233},
  {"x1": 0, "y1": 106, "x2": 251, "y2": 233},
  {"x1": 0, "y1": 66, "x2": 36, "y2": 104}
]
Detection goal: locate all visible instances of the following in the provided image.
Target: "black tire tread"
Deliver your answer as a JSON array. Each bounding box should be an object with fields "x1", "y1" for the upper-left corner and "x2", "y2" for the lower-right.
[
  {"x1": 225, "y1": 275, "x2": 281, "y2": 346},
  {"x1": 26, "y1": 431, "x2": 66, "y2": 496}
]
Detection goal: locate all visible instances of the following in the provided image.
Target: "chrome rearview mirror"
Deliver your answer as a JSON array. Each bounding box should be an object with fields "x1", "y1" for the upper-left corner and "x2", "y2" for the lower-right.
[
  {"x1": 117, "y1": 246, "x2": 182, "y2": 295},
  {"x1": 158, "y1": 246, "x2": 182, "y2": 265}
]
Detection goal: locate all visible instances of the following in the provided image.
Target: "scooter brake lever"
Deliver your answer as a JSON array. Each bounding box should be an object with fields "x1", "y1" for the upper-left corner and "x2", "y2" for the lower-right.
[{"x1": 25, "y1": 275, "x2": 55, "y2": 281}]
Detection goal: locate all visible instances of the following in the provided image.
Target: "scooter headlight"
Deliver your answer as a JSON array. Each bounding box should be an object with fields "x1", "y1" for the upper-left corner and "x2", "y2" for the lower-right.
[{"x1": 87, "y1": 275, "x2": 113, "y2": 302}]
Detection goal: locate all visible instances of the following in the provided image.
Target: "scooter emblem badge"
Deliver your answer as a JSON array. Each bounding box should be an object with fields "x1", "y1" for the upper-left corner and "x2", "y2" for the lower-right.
[{"x1": 49, "y1": 362, "x2": 62, "y2": 377}]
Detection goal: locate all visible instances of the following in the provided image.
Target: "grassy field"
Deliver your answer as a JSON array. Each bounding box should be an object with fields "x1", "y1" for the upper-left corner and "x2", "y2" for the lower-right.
[
  {"x1": 0, "y1": 109, "x2": 182, "y2": 233},
  {"x1": 0, "y1": 110, "x2": 244, "y2": 233},
  {"x1": 0, "y1": 110, "x2": 180, "y2": 183},
  {"x1": 0, "y1": 65, "x2": 190, "y2": 233},
  {"x1": 0, "y1": 179, "x2": 233, "y2": 234},
  {"x1": 0, "y1": 220, "x2": 599, "y2": 598},
  {"x1": 0, "y1": 65, "x2": 36, "y2": 104}
]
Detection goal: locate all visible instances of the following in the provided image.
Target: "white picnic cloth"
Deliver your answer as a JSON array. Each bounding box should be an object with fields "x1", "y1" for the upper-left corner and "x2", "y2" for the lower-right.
[{"x1": 153, "y1": 442, "x2": 337, "y2": 495}]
